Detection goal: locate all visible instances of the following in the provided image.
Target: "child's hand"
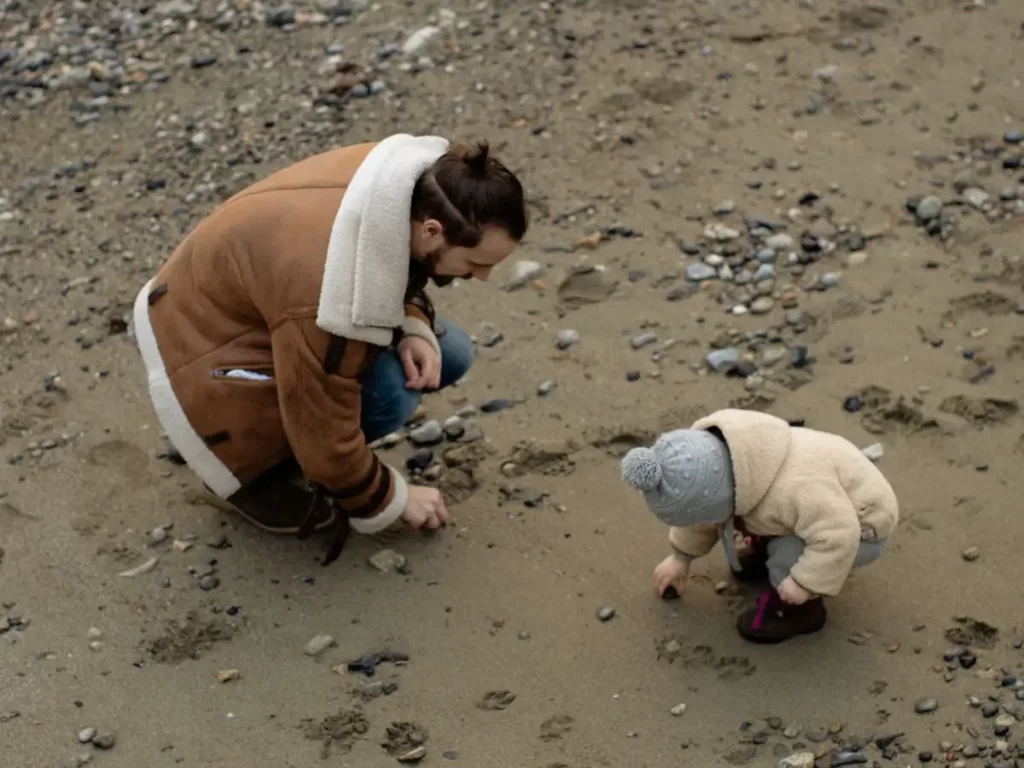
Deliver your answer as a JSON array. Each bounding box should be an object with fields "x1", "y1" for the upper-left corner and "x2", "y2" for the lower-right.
[
  {"x1": 777, "y1": 576, "x2": 813, "y2": 605},
  {"x1": 653, "y1": 555, "x2": 690, "y2": 598}
]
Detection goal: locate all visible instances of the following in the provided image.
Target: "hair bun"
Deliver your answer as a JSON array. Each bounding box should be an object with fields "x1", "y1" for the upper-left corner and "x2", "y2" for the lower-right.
[{"x1": 463, "y1": 141, "x2": 490, "y2": 177}]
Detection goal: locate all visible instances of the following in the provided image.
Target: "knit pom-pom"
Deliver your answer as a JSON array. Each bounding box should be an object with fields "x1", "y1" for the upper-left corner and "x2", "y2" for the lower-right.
[{"x1": 621, "y1": 447, "x2": 662, "y2": 491}]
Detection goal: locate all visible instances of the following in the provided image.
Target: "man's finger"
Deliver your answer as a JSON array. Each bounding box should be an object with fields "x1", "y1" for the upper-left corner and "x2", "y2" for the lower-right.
[{"x1": 400, "y1": 348, "x2": 421, "y2": 383}]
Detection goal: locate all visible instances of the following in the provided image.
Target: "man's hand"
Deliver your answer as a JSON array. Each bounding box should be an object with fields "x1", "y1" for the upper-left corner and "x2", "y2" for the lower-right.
[
  {"x1": 402, "y1": 485, "x2": 449, "y2": 530},
  {"x1": 777, "y1": 576, "x2": 813, "y2": 605},
  {"x1": 398, "y1": 335, "x2": 441, "y2": 391},
  {"x1": 653, "y1": 554, "x2": 691, "y2": 598}
]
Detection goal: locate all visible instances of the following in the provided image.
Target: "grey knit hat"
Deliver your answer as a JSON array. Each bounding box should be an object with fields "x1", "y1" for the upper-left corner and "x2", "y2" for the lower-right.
[{"x1": 620, "y1": 428, "x2": 736, "y2": 528}]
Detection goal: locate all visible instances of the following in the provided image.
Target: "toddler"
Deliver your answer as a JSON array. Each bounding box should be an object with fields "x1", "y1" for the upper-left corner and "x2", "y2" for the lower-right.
[{"x1": 620, "y1": 409, "x2": 898, "y2": 644}]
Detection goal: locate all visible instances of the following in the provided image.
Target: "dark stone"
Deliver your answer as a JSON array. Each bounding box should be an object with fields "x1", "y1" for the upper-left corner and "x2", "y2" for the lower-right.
[
  {"x1": 843, "y1": 395, "x2": 863, "y2": 413},
  {"x1": 480, "y1": 399, "x2": 514, "y2": 413},
  {"x1": 626, "y1": 371, "x2": 641, "y2": 382},
  {"x1": 406, "y1": 448, "x2": 433, "y2": 472},
  {"x1": 190, "y1": 54, "x2": 218, "y2": 68}
]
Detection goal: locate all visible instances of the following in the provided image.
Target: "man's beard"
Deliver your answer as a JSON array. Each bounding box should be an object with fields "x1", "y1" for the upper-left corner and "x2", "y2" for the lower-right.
[{"x1": 410, "y1": 248, "x2": 459, "y2": 289}]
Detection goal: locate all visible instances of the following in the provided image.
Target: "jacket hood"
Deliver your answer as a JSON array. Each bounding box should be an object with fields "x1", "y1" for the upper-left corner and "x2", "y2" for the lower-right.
[{"x1": 691, "y1": 409, "x2": 792, "y2": 517}]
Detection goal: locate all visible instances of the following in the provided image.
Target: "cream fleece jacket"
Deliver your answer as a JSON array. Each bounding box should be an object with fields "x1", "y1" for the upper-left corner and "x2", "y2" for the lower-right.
[{"x1": 668, "y1": 409, "x2": 899, "y2": 596}]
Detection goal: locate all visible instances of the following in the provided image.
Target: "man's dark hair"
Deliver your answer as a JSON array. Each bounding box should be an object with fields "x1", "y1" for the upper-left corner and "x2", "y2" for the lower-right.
[{"x1": 410, "y1": 141, "x2": 528, "y2": 245}]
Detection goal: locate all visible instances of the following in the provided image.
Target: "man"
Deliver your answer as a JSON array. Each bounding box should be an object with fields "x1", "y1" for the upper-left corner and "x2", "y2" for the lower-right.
[{"x1": 132, "y1": 134, "x2": 527, "y2": 564}]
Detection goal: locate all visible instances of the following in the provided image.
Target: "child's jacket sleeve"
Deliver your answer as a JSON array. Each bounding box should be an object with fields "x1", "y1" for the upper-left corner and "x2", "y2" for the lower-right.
[
  {"x1": 668, "y1": 523, "x2": 719, "y2": 560},
  {"x1": 786, "y1": 482, "x2": 862, "y2": 596}
]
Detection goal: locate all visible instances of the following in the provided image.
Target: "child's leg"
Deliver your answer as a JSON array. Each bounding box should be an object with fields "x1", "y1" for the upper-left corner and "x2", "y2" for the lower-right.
[
  {"x1": 765, "y1": 535, "x2": 889, "y2": 588},
  {"x1": 737, "y1": 535, "x2": 889, "y2": 645}
]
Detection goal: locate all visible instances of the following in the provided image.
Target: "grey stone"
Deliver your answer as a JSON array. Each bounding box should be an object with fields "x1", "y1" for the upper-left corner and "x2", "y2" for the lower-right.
[
  {"x1": 686, "y1": 262, "x2": 717, "y2": 282},
  {"x1": 304, "y1": 633, "x2": 335, "y2": 656},
  {"x1": 753, "y1": 263, "x2": 775, "y2": 281},
  {"x1": 537, "y1": 379, "x2": 557, "y2": 396},
  {"x1": 765, "y1": 233, "x2": 794, "y2": 250},
  {"x1": 556, "y1": 329, "x2": 580, "y2": 349},
  {"x1": 409, "y1": 420, "x2": 444, "y2": 446},
  {"x1": 914, "y1": 697, "x2": 938, "y2": 714},
  {"x1": 707, "y1": 347, "x2": 740, "y2": 372},
  {"x1": 750, "y1": 297, "x2": 774, "y2": 315},
  {"x1": 597, "y1": 606, "x2": 615, "y2": 622},
  {"x1": 77, "y1": 728, "x2": 96, "y2": 744},
  {"x1": 914, "y1": 196, "x2": 943, "y2": 222},
  {"x1": 631, "y1": 332, "x2": 657, "y2": 350}
]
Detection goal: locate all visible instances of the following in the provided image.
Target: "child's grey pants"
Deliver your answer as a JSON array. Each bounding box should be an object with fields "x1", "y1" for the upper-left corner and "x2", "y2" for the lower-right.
[{"x1": 766, "y1": 536, "x2": 889, "y2": 590}]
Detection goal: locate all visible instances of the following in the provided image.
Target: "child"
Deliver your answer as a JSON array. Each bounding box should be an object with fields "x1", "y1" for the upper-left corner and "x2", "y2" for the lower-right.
[{"x1": 620, "y1": 409, "x2": 898, "y2": 644}]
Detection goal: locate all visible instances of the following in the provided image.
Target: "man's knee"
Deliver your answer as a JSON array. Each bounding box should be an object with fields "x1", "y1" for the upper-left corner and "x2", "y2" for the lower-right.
[{"x1": 437, "y1": 320, "x2": 476, "y2": 385}]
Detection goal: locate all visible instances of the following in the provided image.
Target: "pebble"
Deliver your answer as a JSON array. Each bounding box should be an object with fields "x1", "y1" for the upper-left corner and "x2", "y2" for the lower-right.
[
  {"x1": 149, "y1": 526, "x2": 168, "y2": 544},
  {"x1": 368, "y1": 549, "x2": 406, "y2": 573},
  {"x1": 707, "y1": 347, "x2": 740, "y2": 372},
  {"x1": 409, "y1": 420, "x2": 444, "y2": 446},
  {"x1": 397, "y1": 746, "x2": 427, "y2": 762},
  {"x1": 861, "y1": 443, "x2": 884, "y2": 462},
  {"x1": 631, "y1": 332, "x2": 657, "y2": 350},
  {"x1": 91, "y1": 733, "x2": 115, "y2": 750},
  {"x1": 77, "y1": 728, "x2": 96, "y2": 744},
  {"x1": 670, "y1": 703, "x2": 687, "y2": 717},
  {"x1": 556, "y1": 329, "x2": 580, "y2": 349},
  {"x1": 914, "y1": 698, "x2": 939, "y2": 714},
  {"x1": 961, "y1": 546, "x2": 980, "y2": 562},
  {"x1": 914, "y1": 196, "x2": 944, "y2": 222},
  {"x1": 506, "y1": 260, "x2": 545, "y2": 290},
  {"x1": 686, "y1": 262, "x2": 717, "y2": 282},
  {"x1": 198, "y1": 575, "x2": 219, "y2": 591},
  {"x1": 962, "y1": 187, "x2": 990, "y2": 210},
  {"x1": 442, "y1": 417, "x2": 465, "y2": 440},
  {"x1": 304, "y1": 633, "x2": 335, "y2": 656},
  {"x1": 765, "y1": 233, "x2": 795, "y2": 250},
  {"x1": 778, "y1": 753, "x2": 814, "y2": 768},
  {"x1": 596, "y1": 606, "x2": 615, "y2": 622},
  {"x1": 750, "y1": 297, "x2": 774, "y2": 315},
  {"x1": 537, "y1": 380, "x2": 557, "y2": 396}
]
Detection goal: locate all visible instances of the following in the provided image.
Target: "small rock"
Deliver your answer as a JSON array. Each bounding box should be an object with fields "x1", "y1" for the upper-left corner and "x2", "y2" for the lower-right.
[
  {"x1": 304, "y1": 634, "x2": 335, "y2": 656},
  {"x1": 397, "y1": 746, "x2": 427, "y2": 763},
  {"x1": 631, "y1": 332, "x2": 657, "y2": 350},
  {"x1": 707, "y1": 347, "x2": 740, "y2": 373},
  {"x1": 962, "y1": 187, "x2": 990, "y2": 210},
  {"x1": 149, "y1": 526, "x2": 168, "y2": 545},
  {"x1": 217, "y1": 669, "x2": 240, "y2": 683},
  {"x1": 556, "y1": 329, "x2": 580, "y2": 349},
  {"x1": 704, "y1": 222, "x2": 741, "y2": 241},
  {"x1": 597, "y1": 606, "x2": 615, "y2": 622},
  {"x1": 686, "y1": 262, "x2": 717, "y2": 282},
  {"x1": 914, "y1": 698, "x2": 938, "y2": 714},
  {"x1": 765, "y1": 233, "x2": 794, "y2": 250},
  {"x1": 91, "y1": 733, "x2": 115, "y2": 750},
  {"x1": 506, "y1": 260, "x2": 545, "y2": 289},
  {"x1": 750, "y1": 297, "x2": 774, "y2": 315},
  {"x1": 198, "y1": 574, "x2": 219, "y2": 591},
  {"x1": 77, "y1": 728, "x2": 96, "y2": 744},
  {"x1": 368, "y1": 549, "x2": 406, "y2": 573},
  {"x1": 409, "y1": 420, "x2": 443, "y2": 446},
  {"x1": 670, "y1": 703, "x2": 687, "y2": 717},
  {"x1": 537, "y1": 380, "x2": 557, "y2": 396},
  {"x1": 861, "y1": 443, "x2": 884, "y2": 462},
  {"x1": 961, "y1": 546, "x2": 980, "y2": 562},
  {"x1": 914, "y1": 196, "x2": 944, "y2": 222},
  {"x1": 779, "y1": 753, "x2": 815, "y2": 768},
  {"x1": 402, "y1": 26, "x2": 440, "y2": 55}
]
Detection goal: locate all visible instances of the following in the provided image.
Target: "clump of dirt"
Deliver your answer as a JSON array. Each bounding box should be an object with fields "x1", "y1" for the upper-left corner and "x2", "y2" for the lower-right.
[
  {"x1": 382, "y1": 721, "x2": 428, "y2": 757},
  {"x1": 432, "y1": 441, "x2": 495, "y2": 504},
  {"x1": 477, "y1": 690, "x2": 516, "y2": 711},
  {"x1": 502, "y1": 439, "x2": 579, "y2": 477},
  {"x1": 540, "y1": 714, "x2": 575, "y2": 742},
  {"x1": 655, "y1": 634, "x2": 755, "y2": 680},
  {"x1": 945, "y1": 616, "x2": 999, "y2": 650},
  {"x1": 556, "y1": 266, "x2": 616, "y2": 309},
  {"x1": 942, "y1": 290, "x2": 1016, "y2": 323},
  {"x1": 856, "y1": 386, "x2": 937, "y2": 435},
  {"x1": 588, "y1": 427, "x2": 656, "y2": 457},
  {"x1": 144, "y1": 612, "x2": 240, "y2": 663},
  {"x1": 938, "y1": 395, "x2": 1018, "y2": 425},
  {"x1": 300, "y1": 707, "x2": 370, "y2": 759}
]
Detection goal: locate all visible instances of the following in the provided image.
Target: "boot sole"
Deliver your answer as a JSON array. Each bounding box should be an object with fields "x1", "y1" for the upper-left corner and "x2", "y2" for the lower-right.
[
  {"x1": 185, "y1": 488, "x2": 338, "y2": 535},
  {"x1": 736, "y1": 611, "x2": 827, "y2": 644}
]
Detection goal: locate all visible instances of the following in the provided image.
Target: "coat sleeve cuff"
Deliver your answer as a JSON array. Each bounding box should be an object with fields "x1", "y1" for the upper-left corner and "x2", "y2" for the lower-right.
[
  {"x1": 349, "y1": 467, "x2": 408, "y2": 534},
  {"x1": 401, "y1": 315, "x2": 441, "y2": 359}
]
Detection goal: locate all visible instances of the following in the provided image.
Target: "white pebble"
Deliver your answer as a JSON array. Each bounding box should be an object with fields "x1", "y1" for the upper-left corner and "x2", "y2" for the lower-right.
[
  {"x1": 670, "y1": 703, "x2": 687, "y2": 716},
  {"x1": 861, "y1": 443, "x2": 884, "y2": 462}
]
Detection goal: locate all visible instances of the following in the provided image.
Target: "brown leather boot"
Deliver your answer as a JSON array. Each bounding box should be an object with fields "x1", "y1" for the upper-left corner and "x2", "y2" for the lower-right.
[{"x1": 736, "y1": 590, "x2": 827, "y2": 644}]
